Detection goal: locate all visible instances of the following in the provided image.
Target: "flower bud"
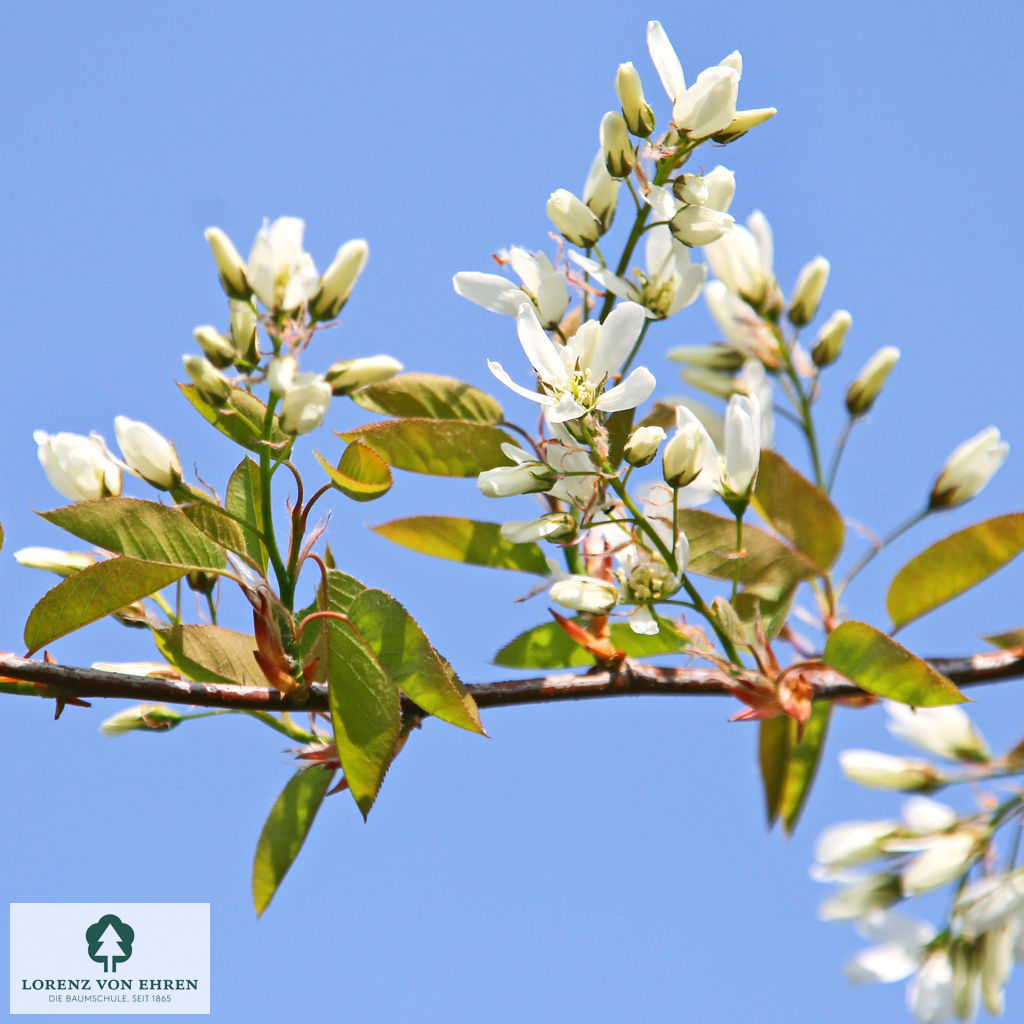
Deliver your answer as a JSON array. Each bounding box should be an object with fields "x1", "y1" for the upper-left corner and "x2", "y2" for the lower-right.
[
  {"x1": 583, "y1": 151, "x2": 620, "y2": 232},
  {"x1": 204, "y1": 227, "x2": 250, "y2": 299},
  {"x1": 788, "y1": 256, "x2": 830, "y2": 327},
  {"x1": 670, "y1": 205, "x2": 734, "y2": 247},
  {"x1": 721, "y1": 392, "x2": 761, "y2": 499},
  {"x1": 14, "y1": 546, "x2": 96, "y2": 576},
  {"x1": 812, "y1": 310, "x2": 851, "y2": 367},
  {"x1": 711, "y1": 106, "x2": 777, "y2": 144},
  {"x1": 671, "y1": 174, "x2": 709, "y2": 206},
  {"x1": 887, "y1": 702, "x2": 991, "y2": 762},
  {"x1": 325, "y1": 355, "x2": 403, "y2": 395},
  {"x1": 681, "y1": 367, "x2": 739, "y2": 400},
  {"x1": 662, "y1": 422, "x2": 706, "y2": 488},
  {"x1": 310, "y1": 239, "x2": 369, "y2": 322},
  {"x1": 100, "y1": 703, "x2": 184, "y2": 736},
  {"x1": 477, "y1": 460, "x2": 558, "y2": 498},
  {"x1": 186, "y1": 569, "x2": 218, "y2": 594},
  {"x1": 278, "y1": 374, "x2": 332, "y2": 435},
  {"x1": 266, "y1": 355, "x2": 297, "y2": 397},
  {"x1": 34, "y1": 430, "x2": 122, "y2": 502},
  {"x1": 229, "y1": 303, "x2": 260, "y2": 368},
  {"x1": 114, "y1": 416, "x2": 182, "y2": 490},
  {"x1": 703, "y1": 165, "x2": 736, "y2": 214},
  {"x1": 845, "y1": 347, "x2": 899, "y2": 416},
  {"x1": 183, "y1": 355, "x2": 233, "y2": 406},
  {"x1": 599, "y1": 111, "x2": 635, "y2": 179},
  {"x1": 839, "y1": 749, "x2": 941, "y2": 791},
  {"x1": 549, "y1": 576, "x2": 619, "y2": 615},
  {"x1": 193, "y1": 325, "x2": 236, "y2": 368},
  {"x1": 672, "y1": 65, "x2": 739, "y2": 139},
  {"x1": 896, "y1": 831, "x2": 984, "y2": 896},
  {"x1": 928, "y1": 427, "x2": 1009, "y2": 511},
  {"x1": 667, "y1": 344, "x2": 745, "y2": 372},
  {"x1": 547, "y1": 188, "x2": 604, "y2": 247},
  {"x1": 500, "y1": 513, "x2": 576, "y2": 544},
  {"x1": 815, "y1": 819, "x2": 900, "y2": 868},
  {"x1": 615, "y1": 62, "x2": 655, "y2": 137},
  {"x1": 624, "y1": 425, "x2": 666, "y2": 467}
]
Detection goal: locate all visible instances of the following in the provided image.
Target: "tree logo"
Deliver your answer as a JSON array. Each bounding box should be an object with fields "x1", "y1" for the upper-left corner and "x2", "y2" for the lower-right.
[{"x1": 85, "y1": 914, "x2": 135, "y2": 973}]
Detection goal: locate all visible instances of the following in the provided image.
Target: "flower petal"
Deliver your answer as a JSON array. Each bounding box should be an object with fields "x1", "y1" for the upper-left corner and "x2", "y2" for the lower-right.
[
  {"x1": 453, "y1": 272, "x2": 530, "y2": 315},
  {"x1": 591, "y1": 300, "x2": 646, "y2": 377},
  {"x1": 598, "y1": 366, "x2": 656, "y2": 413},
  {"x1": 516, "y1": 302, "x2": 568, "y2": 384},
  {"x1": 487, "y1": 359, "x2": 555, "y2": 408},
  {"x1": 646, "y1": 20, "x2": 686, "y2": 100}
]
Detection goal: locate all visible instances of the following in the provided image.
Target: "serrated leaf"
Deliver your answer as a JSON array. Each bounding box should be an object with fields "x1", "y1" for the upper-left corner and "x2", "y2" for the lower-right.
[
  {"x1": 373, "y1": 516, "x2": 548, "y2": 574},
  {"x1": 347, "y1": 589, "x2": 483, "y2": 733},
  {"x1": 315, "y1": 443, "x2": 392, "y2": 502},
  {"x1": 887, "y1": 513, "x2": 1024, "y2": 629},
  {"x1": 495, "y1": 618, "x2": 685, "y2": 669},
  {"x1": 758, "y1": 704, "x2": 831, "y2": 833},
  {"x1": 678, "y1": 509, "x2": 817, "y2": 594},
  {"x1": 177, "y1": 499, "x2": 248, "y2": 558},
  {"x1": 823, "y1": 621, "x2": 966, "y2": 706},
  {"x1": 41, "y1": 498, "x2": 226, "y2": 570},
  {"x1": 326, "y1": 617, "x2": 402, "y2": 818},
  {"x1": 155, "y1": 625, "x2": 265, "y2": 688},
  {"x1": 252, "y1": 766, "x2": 334, "y2": 916},
  {"x1": 337, "y1": 419, "x2": 513, "y2": 477},
  {"x1": 179, "y1": 382, "x2": 291, "y2": 455},
  {"x1": 25, "y1": 557, "x2": 187, "y2": 651},
  {"x1": 350, "y1": 372, "x2": 503, "y2": 422},
  {"x1": 225, "y1": 457, "x2": 267, "y2": 572},
  {"x1": 753, "y1": 450, "x2": 844, "y2": 570}
]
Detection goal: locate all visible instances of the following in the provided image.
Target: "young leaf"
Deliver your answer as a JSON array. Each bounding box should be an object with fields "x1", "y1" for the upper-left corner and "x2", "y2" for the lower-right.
[
  {"x1": 336, "y1": 420, "x2": 514, "y2": 476},
  {"x1": 887, "y1": 513, "x2": 1024, "y2": 629},
  {"x1": 347, "y1": 588, "x2": 484, "y2": 733},
  {"x1": 179, "y1": 383, "x2": 291, "y2": 455},
  {"x1": 985, "y1": 627, "x2": 1024, "y2": 649},
  {"x1": 733, "y1": 586, "x2": 796, "y2": 642},
  {"x1": 41, "y1": 498, "x2": 226, "y2": 570},
  {"x1": 252, "y1": 766, "x2": 335, "y2": 916},
  {"x1": 225, "y1": 457, "x2": 267, "y2": 572},
  {"x1": 758, "y1": 716, "x2": 789, "y2": 826},
  {"x1": 314, "y1": 444, "x2": 392, "y2": 502},
  {"x1": 753, "y1": 450, "x2": 844, "y2": 570},
  {"x1": 349, "y1": 372, "x2": 503, "y2": 423},
  {"x1": 177, "y1": 500, "x2": 248, "y2": 559},
  {"x1": 155, "y1": 625, "x2": 266, "y2": 688},
  {"x1": 495, "y1": 619, "x2": 685, "y2": 669},
  {"x1": 605, "y1": 407, "x2": 635, "y2": 468},
  {"x1": 24, "y1": 557, "x2": 187, "y2": 651},
  {"x1": 823, "y1": 621, "x2": 966, "y2": 706},
  {"x1": 373, "y1": 516, "x2": 549, "y2": 574},
  {"x1": 677, "y1": 509, "x2": 818, "y2": 594},
  {"x1": 325, "y1": 617, "x2": 402, "y2": 818},
  {"x1": 758, "y1": 704, "x2": 832, "y2": 833}
]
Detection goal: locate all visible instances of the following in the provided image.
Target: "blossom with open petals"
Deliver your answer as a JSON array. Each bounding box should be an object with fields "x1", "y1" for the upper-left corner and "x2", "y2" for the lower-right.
[
  {"x1": 488, "y1": 301, "x2": 654, "y2": 423},
  {"x1": 246, "y1": 217, "x2": 320, "y2": 311},
  {"x1": 453, "y1": 247, "x2": 569, "y2": 329},
  {"x1": 704, "y1": 211, "x2": 776, "y2": 310}
]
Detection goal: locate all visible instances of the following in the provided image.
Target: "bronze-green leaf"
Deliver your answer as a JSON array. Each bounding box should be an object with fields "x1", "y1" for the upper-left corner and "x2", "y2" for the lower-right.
[
  {"x1": 349, "y1": 372, "x2": 503, "y2": 422},
  {"x1": 985, "y1": 627, "x2": 1024, "y2": 650},
  {"x1": 337, "y1": 419, "x2": 513, "y2": 476},
  {"x1": 753, "y1": 450, "x2": 844, "y2": 570},
  {"x1": 373, "y1": 516, "x2": 548, "y2": 574},
  {"x1": 41, "y1": 498, "x2": 226, "y2": 570},
  {"x1": 177, "y1": 499, "x2": 248, "y2": 559},
  {"x1": 252, "y1": 766, "x2": 334, "y2": 916},
  {"x1": 225, "y1": 457, "x2": 267, "y2": 572},
  {"x1": 758, "y1": 704, "x2": 831, "y2": 834},
  {"x1": 315, "y1": 443, "x2": 392, "y2": 502},
  {"x1": 25, "y1": 557, "x2": 187, "y2": 651},
  {"x1": 155, "y1": 625, "x2": 266, "y2": 688},
  {"x1": 823, "y1": 621, "x2": 966, "y2": 706},
  {"x1": 179, "y1": 383, "x2": 291, "y2": 455},
  {"x1": 888, "y1": 513, "x2": 1024, "y2": 629}
]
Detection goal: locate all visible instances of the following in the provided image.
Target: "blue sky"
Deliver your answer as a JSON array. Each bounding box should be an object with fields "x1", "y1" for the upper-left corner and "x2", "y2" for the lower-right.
[{"x1": 2, "y1": 1, "x2": 1023, "y2": 1020}]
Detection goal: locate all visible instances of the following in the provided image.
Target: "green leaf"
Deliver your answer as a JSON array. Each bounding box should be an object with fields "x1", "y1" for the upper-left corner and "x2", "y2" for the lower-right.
[
  {"x1": 177, "y1": 499, "x2": 248, "y2": 559},
  {"x1": 753, "y1": 451, "x2": 844, "y2": 570},
  {"x1": 347, "y1": 589, "x2": 483, "y2": 733},
  {"x1": 179, "y1": 383, "x2": 291, "y2": 455},
  {"x1": 373, "y1": 516, "x2": 549, "y2": 574},
  {"x1": 25, "y1": 557, "x2": 187, "y2": 651},
  {"x1": 225, "y1": 457, "x2": 267, "y2": 572},
  {"x1": 41, "y1": 498, "x2": 226, "y2": 570},
  {"x1": 823, "y1": 621, "x2": 966, "y2": 706},
  {"x1": 325, "y1": 617, "x2": 402, "y2": 818},
  {"x1": 337, "y1": 419, "x2": 514, "y2": 477},
  {"x1": 155, "y1": 625, "x2": 266, "y2": 688},
  {"x1": 605, "y1": 407, "x2": 635, "y2": 468},
  {"x1": 985, "y1": 627, "x2": 1024, "y2": 650},
  {"x1": 0, "y1": 519, "x2": 4, "y2": 554},
  {"x1": 349, "y1": 372, "x2": 503, "y2": 422},
  {"x1": 315, "y1": 443, "x2": 392, "y2": 502},
  {"x1": 252, "y1": 766, "x2": 334, "y2": 916},
  {"x1": 734, "y1": 586, "x2": 797, "y2": 642},
  {"x1": 677, "y1": 509, "x2": 818, "y2": 594},
  {"x1": 495, "y1": 618, "x2": 685, "y2": 669},
  {"x1": 758, "y1": 704, "x2": 832, "y2": 833},
  {"x1": 887, "y1": 513, "x2": 1024, "y2": 629}
]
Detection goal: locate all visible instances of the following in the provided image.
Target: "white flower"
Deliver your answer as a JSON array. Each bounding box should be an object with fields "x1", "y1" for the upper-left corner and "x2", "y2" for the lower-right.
[
  {"x1": 812, "y1": 309, "x2": 851, "y2": 367},
  {"x1": 453, "y1": 247, "x2": 570, "y2": 329},
  {"x1": 246, "y1": 217, "x2": 320, "y2": 311},
  {"x1": 541, "y1": 422, "x2": 601, "y2": 507},
  {"x1": 500, "y1": 513, "x2": 575, "y2": 544},
  {"x1": 929, "y1": 426, "x2": 1009, "y2": 510},
  {"x1": 846, "y1": 910, "x2": 936, "y2": 985},
  {"x1": 477, "y1": 443, "x2": 558, "y2": 498},
  {"x1": 114, "y1": 416, "x2": 182, "y2": 490},
  {"x1": 488, "y1": 301, "x2": 654, "y2": 423},
  {"x1": 325, "y1": 355, "x2": 403, "y2": 394},
  {"x1": 549, "y1": 575, "x2": 619, "y2": 615},
  {"x1": 703, "y1": 211, "x2": 775, "y2": 309},
  {"x1": 846, "y1": 346, "x2": 900, "y2": 416},
  {"x1": 886, "y1": 702, "x2": 990, "y2": 763},
  {"x1": 815, "y1": 819, "x2": 899, "y2": 868},
  {"x1": 907, "y1": 950, "x2": 956, "y2": 1023},
  {"x1": 646, "y1": 21, "x2": 687, "y2": 111},
  {"x1": 954, "y1": 869, "x2": 1024, "y2": 936},
  {"x1": 839, "y1": 749, "x2": 941, "y2": 791},
  {"x1": 817, "y1": 872, "x2": 901, "y2": 922},
  {"x1": 204, "y1": 227, "x2": 249, "y2": 298},
  {"x1": 788, "y1": 255, "x2": 830, "y2": 327},
  {"x1": 547, "y1": 189, "x2": 603, "y2": 247},
  {"x1": 704, "y1": 281, "x2": 780, "y2": 366},
  {"x1": 885, "y1": 831, "x2": 983, "y2": 896},
  {"x1": 571, "y1": 226, "x2": 706, "y2": 319},
  {"x1": 665, "y1": 406, "x2": 720, "y2": 495},
  {"x1": 734, "y1": 360, "x2": 775, "y2": 447},
  {"x1": 623, "y1": 425, "x2": 666, "y2": 467},
  {"x1": 669, "y1": 204, "x2": 735, "y2": 247},
  {"x1": 703, "y1": 166, "x2": 736, "y2": 213},
  {"x1": 278, "y1": 374, "x2": 332, "y2": 435},
  {"x1": 582, "y1": 150, "x2": 620, "y2": 231},
  {"x1": 719, "y1": 393, "x2": 761, "y2": 498},
  {"x1": 14, "y1": 546, "x2": 96, "y2": 576},
  {"x1": 900, "y1": 796, "x2": 958, "y2": 834},
  {"x1": 34, "y1": 430, "x2": 122, "y2": 502},
  {"x1": 310, "y1": 238, "x2": 369, "y2": 322}
]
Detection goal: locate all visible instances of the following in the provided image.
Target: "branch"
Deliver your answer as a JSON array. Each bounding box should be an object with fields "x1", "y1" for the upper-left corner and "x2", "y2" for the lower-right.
[{"x1": 2, "y1": 647, "x2": 1023, "y2": 717}]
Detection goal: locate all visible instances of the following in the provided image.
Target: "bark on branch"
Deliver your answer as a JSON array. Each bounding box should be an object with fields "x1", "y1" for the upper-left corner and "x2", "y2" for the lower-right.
[{"x1": 1, "y1": 647, "x2": 1023, "y2": 717}]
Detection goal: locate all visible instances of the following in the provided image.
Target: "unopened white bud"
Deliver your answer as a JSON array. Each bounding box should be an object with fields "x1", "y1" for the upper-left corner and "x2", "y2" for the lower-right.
[
  {"x1": 183, "y1": 355, "x2": 232, "y2": 406},
  {"x1": 846, "y1": 347, "x2": 899, "y2": 416},
  {"x1": 193, "y1": 325, "x2": 236, "y2": 368},
  {"x1": 34, "y1": 430, "x2": 122, "y2": 502},
  {"x1": 929, "y1": 427, "x2": 1009, "y2": 511},
  {"x1": 114, "y1": 416, "x2": 182, "y2": 490},
  {"x1": 204, "y1": 227, "x2": 249, "y2": 299},
  {"x1": 615, "y1": 62, "x2": 655, "y2": 137},
  {"x1": 812, "y1": 310, "x2": 851, "y2": 367},
  {"x1": 600, "y1": 111, "x2": 635, "y2": 179},
  {"x1": 549, "y1": 576, "x2": 619, "y2": 615},
  {"x1": 662, "y1": 423, "x2": 705, "y2": 487},
  {"x1": 325, "y1": 355, "x2": 403, "y2": 395},
  {"x1": 670, "y1": 205, "x2": 734, "y2": 247},
  {"x1": 229, "y1": 303, "x2": 260, "y2": 367},
  {"x1": 310, "y1": 239, "x2": 369, "y2": 322},
  {"x1": 624, "y1": 425, "x2": 666, "y2": 467},
  {"x1": 711, "y1": 106, "x2": 777, "y2": 144},
  {"x1": 788, "y1": 256, "x2": 830, "y2": 327},
  {"x1": 500, "y1": 513, "x2": 576, "y2": 544},
  {"x1": 278, "y1": 374, "x2": 332, "y2": 435},
  {"x1": 14, "y1": 546, "x2": 96, "y2": 576},
  {"x1": 671, "y1": 174, "x2": 710, "y2": 206},
  {"x1": 547, "y1": 188, "x2": 604, "y2": 247},
  {"x1": 583, "y1": 151, "x2": 620, "y2": 232},
  {"x1": 839, "y1": 749, "x2": 941, "y2": 791}
]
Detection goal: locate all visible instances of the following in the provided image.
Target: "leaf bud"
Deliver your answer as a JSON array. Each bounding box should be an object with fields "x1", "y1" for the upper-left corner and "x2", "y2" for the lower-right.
[
  {"x1": 788, "y1": 256, "x2": 830, "y2": 327},
  {"x1": 811, "y1": 310, "x2": 851, "y2": 367},
  {"x1": 845, "y1": 346, "x2": 899, "y2": 416},
  {"x1": 310, "y1": 239, "x2": 369, "y2": 322},
  {"x1": 615, "y1": 62, "x2": 655, "y2": 137}
]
